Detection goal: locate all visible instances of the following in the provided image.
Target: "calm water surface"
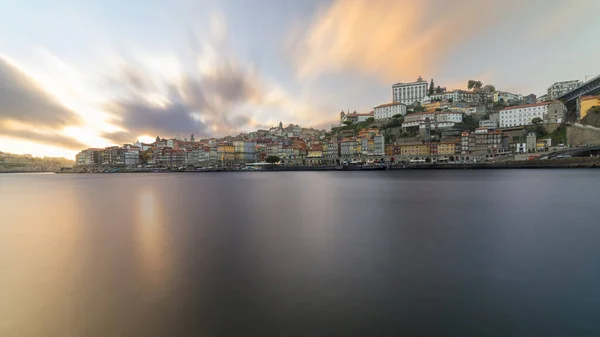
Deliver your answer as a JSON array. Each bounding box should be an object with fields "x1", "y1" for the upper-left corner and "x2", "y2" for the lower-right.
[{"x1": 1, "y1": 171, "x2": 599, "y2": 336}]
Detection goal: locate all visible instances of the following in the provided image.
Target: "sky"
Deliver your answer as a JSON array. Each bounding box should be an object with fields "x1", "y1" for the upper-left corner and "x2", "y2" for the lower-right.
[{"x1": 1, "y1": 0, "x2": 599, "y2": 159}]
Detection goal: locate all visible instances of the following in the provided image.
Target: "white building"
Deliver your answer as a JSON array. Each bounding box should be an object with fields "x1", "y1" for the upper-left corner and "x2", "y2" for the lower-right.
[
  {"x1": 374, "y1": 135, "x2": 385, "y2": 156},
  {"x1": 493, "y1": 91, "x2": 523, "y2": 103},
  {"x1": 430, "y1": 89, "x2": 478, "y2": 103},
  {"x1": 124, "y1": 147, "x2": 140, "y2": 166},
  {"x1": 498, "y1": 101, "x2": 567, "y2": 128},
  {"x1": 402, "y1": 111, "x2": 463, "y2": 129},
  {"x1": 479, "y1": 119, "x2": 498, "y2": 129},
  {"x1": 392, "y1": 76, "x2": 429, "y2": 105},
  {"x1": 547, "y1": 80, "x2": 581, "y2": 100},
  {"x1": 515, "y1": 143, "x2": 527, "y2": 154},
  {"x1": 340, "y1": 111, "x2": 374, "y2": 125},
  {"x1": 373, "y1": 102, "x2": 407, "y2": 119}
]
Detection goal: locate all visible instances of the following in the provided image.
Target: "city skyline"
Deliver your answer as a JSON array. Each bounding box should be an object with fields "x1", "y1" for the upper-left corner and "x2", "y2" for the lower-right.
[{"x1": 1, "y1": 0, "x2": 599, "y2": 159}]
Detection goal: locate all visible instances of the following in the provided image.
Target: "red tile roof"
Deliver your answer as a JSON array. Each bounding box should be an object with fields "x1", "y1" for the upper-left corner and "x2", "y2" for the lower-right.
[
  {"x1": 499, "y1": 101, "x2": 557, "y2": 111},
  {"x1": 374, "y1": 102, "x2": 405, "y2": 108}
]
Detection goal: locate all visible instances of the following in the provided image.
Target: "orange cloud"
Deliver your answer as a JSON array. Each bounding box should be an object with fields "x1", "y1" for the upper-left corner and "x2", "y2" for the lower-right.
[{"x1": 289, "y1": 0, "x2": 513, "y2": 82}]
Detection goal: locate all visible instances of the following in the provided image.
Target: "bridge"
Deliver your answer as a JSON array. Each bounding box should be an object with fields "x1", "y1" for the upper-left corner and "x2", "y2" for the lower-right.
[{"x1": 557, "y1": 74, "x2": 600, "y2": 119}]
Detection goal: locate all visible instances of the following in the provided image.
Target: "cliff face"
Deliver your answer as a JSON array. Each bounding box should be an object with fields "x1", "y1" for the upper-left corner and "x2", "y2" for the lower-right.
[{"x1": 581, "y1": 106, "x2": 600, "y2": 128}]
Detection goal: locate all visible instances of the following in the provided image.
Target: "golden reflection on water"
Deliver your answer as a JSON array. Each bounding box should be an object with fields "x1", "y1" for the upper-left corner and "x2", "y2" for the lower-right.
[
  {"x1": 134, "y1": 186, "x2": 171, "y2": 300},
  {"x1": 0, "y1": 175, "x2": 83, "y2": 335}
]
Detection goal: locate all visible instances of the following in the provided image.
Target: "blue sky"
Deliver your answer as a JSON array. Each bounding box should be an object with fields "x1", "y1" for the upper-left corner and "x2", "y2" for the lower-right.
[{"x1": 1, "y1": 0, "x2": 599, "y2": 158}]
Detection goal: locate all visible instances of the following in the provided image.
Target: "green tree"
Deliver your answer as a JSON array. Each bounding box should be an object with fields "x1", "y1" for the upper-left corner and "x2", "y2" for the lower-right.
[
  {"x1": 455, "y1": 115, "x2": 479, "y2": 132},
  {"x1": 366, "y1": 117, "x2": 375, "y2": 123},
  {"x1": 265, "y1": 155, "x2": 281, "y2": 164},
  {"x1": 412, "y1": 102, "x2": 426, "y2": 113},
  {"x1": 343, "y1": 120, "x2": 353, "y2": 126},
  {"x1": 392, "y1": 113, "x2": 403, "y2": 118},
  {"x1": 435, "y1": 85, "x2": 443, "y2": 93},
  {"x1": 467, "y1": 80, "x2": 483, "y2": 90},
  {"x1": 531, "y1": 117, "x2": 543, "y2": 125},
  {"x1": 429, "y1": 79, "x2": 435, "y2": 96}
]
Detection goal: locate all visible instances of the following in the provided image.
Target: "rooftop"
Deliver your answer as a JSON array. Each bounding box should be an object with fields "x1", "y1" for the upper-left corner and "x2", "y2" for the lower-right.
[
  {"x1": 374, "y1": 102, "x2": 406, "y2": 108},
  {"x1": 499, "y1": 101, "x2": 556, "y2": 111}
]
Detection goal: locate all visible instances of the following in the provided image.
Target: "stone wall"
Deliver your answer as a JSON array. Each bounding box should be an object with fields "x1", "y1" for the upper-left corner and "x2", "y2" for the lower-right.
[{"x1": 567, "y1": 124, "x2": 600, "y2": 146}]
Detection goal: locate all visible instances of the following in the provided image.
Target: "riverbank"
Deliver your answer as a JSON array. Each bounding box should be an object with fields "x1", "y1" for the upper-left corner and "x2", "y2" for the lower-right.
[{"x1": 54, "y1": 157, "x2": 600, "y2": 174}]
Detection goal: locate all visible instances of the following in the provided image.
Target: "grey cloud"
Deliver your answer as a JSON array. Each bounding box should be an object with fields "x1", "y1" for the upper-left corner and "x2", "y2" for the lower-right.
[
  {"x1": 109, "y1": 99, "x2": 207, "y2": 140},
  {"x1": 102, "y1": 39, "x2": 265, "y2": 142},
  {"x1": 0, "y1": 57, "x2": 81, "y2": 127},
  {"x1": 0, "y1": 57, "x2": 85, "y2": 149},
  {"x1": 5, "y1": 128, "x2": 86, "y2": 150}
]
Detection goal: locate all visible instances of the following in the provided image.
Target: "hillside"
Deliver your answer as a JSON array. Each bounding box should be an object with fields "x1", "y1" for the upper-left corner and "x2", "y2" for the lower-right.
[{"x1": 581, "y1": 106, "x2": 600, "y2": 128}]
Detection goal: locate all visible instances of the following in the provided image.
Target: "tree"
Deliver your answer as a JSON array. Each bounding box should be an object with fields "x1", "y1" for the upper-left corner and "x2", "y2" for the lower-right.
[
  {"x1": 392, "y1": 113, "x2": 403, "y2": 118},
  {"x1": 265, "y1": 155, "x2": 280, "y2": 164},
  {"x1": 483, "y1": 85, "x2": 496, "y2": 93},
  {"x1": 412, "y1": 102, "x2": 426, "y2": 113},
  {"x1": 455, "y1": 115, "x2": 479, "y2": 132},
  {"x1": 366, "y1": 117, "x2": 375, "y2": 123},
  {"x1": 343, "y1": 120, "x2": 353, "y2": 126},
  {"x1": 429, "y1": 79, "x2": 435, "y2": 96},
  {"x1": 467, "y1": 80, "x2": 483, "y2": 91},
  {"x1": 435, "y1": 85, "x2": 443, "y2": 93},
  {"x1": 532, "y1": 117, "x2": 543, "y2": 125}
]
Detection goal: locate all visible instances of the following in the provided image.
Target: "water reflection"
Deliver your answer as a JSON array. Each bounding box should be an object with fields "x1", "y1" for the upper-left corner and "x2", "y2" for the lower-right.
[
  {"x1": 0, "y1": 174, "x2": 83, "y2": 335},
  {"x1": 134, "y1": 186, "x2": 172, "y2": 300}
]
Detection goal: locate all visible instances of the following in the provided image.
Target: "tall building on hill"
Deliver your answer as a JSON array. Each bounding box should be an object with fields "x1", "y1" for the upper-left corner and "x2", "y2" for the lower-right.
[{"x1": 392, "y1": 76, "x2": 428, "y2": 105}]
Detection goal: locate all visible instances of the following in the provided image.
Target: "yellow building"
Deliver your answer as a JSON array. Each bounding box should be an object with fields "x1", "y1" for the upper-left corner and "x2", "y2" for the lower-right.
[
  {"x1": 438, "y1": 142, "x2": 457, "y2": 155},
  {"x1": 400, "y1": 143, "x2": 430, "y2": 156},
  {"x1": 580, "y1": 95, "x2": 600, "y2": 119},
  {"x1": 217, "y1": 143, "x2": 235, "y2": 161},
  {"x1": 307, "y1": 147, "x2": 323, "y2": 158},
  {"x1": 422, "y1": 101, "x2": 442, "y2": 112}
]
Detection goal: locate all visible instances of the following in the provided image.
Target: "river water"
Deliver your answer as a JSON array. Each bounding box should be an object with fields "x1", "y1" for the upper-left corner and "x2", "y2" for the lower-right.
[{"x1": 1, "y1": 171, "x2": 599, "y2": 336}]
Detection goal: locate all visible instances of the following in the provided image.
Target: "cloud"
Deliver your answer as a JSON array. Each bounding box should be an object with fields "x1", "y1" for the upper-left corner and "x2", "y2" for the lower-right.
[
  {"x1": 288, "y1": 0, "x2": 512, "y2": 82},
  {"x1": 0, "y1": 55, "x2": 81, "y2": 127},
  {"x1": 0, "y1": 55, "x2": 85, "y2": 150},
  {"x1": 2, "y1": 127, "x2": 86, "y2": 150},
  {"x1": 100, "y1": 13, "x2": 283, "y2": 143}
]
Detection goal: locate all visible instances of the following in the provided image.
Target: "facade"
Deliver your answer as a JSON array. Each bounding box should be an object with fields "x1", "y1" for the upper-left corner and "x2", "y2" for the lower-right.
[
  {"x1": 498, "y1": 101, "x2": 566, "y2": 128},
  {"x1": 340, "y1": 111, "x2": 374, "y2": 125},
  {"x1": 580, "y1": 95, "x2": 600, "y2": 119},
  {"x1": 75, "y1": 148, "x2": 103, "y2": 165},
  {"x1": 124, "y1": 147, "x2": 140, "y2": 166},
  {"x1": 537, "y1": 94, "x2": 549, "y2": 102},
  {"x1": 515, "y1": 143, "x2": 527, "y2": 153},
  {"x1": 340, "y1": 139, "x2": 359, "y2": 157},
  {"x1": 479, "y1": 119, "x2": 498, "y2": 129},
  {"x1": 403, "y1": 111, "x2": 463, "y2": 129},
  {"x1": 373, "y1": 135, "x2": 385, "y2": 156},
  {"x1": 526, "y1": 132, "x2": 537, "y2": 152},
  {"x1": 493, "y1": 91, "x2": 523, "y2": 104},
  {"x1": 217, "y1": 143, "x2": 235, "y2": 162},
  {"x1": 461, "y1": 129, "x2": 509, "y2": 154},
  {"x1": 547, "y1": 80, "x2": 581, "y2": 100},
  {"x1": 373, "y1": 102, "x2": 407, "y2": 119},
  {"x1": 437, "y1": 142, "x2": 457, "y2": 155},
  {"x1": 400, "y1": 143, "x2": 430, "y2": 157},
  {"x1": 392, "y1": 76, "x2": 429, "y2": 104},
  {"x1": 232, "y1": 140, "x2": 256, "y2": 162},
  {"x1": 444, "y1": 90, "x2": 479, "y2": 103}
]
